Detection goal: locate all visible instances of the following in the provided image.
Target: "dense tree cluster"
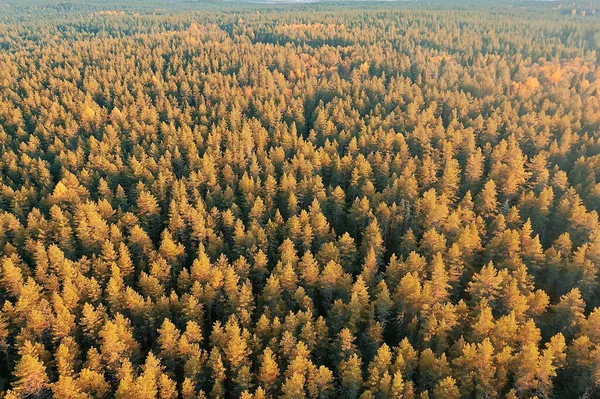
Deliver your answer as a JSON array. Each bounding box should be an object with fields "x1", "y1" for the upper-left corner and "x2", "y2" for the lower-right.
[{"x1": 0, "y1": 1, "x2": 599, "y2": 398}]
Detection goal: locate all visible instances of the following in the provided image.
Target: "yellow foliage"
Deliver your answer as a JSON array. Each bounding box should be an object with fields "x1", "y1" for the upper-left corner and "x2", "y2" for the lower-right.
[
  {"x1": 523, "y1": 77, "x2": 540, "y2": 90},
  {"x1": 548, "y1": 70, "x2": 563, "y2": 84},
  {"x1": 188, "y1": 23, "x2": 201, "y2": 34},
  {"x1": 82, "y1": 105, "x2": 96, "y2": 122}
]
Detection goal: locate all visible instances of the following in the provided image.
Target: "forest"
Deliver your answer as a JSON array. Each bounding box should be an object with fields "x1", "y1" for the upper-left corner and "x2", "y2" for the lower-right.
[{"x1": 0, "y1": 1, "x2": 599, "y2": 398}]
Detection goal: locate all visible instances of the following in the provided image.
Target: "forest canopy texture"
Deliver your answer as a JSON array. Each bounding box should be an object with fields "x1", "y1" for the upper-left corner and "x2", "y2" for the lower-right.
[{"x1": 0, "y1": 1, "x2": 600, "y2": 398}]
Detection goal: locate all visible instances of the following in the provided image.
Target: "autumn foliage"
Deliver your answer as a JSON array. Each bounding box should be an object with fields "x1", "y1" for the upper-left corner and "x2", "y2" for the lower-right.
[{"x1": 0, "y1": 1, "x2": 599, "y2": 399}]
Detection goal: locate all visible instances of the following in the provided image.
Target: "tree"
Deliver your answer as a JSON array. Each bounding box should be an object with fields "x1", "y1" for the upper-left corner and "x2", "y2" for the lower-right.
[
  {"x1": 432, "y1": 377, "x2": 460, "y2": 399},
  {"x1": 157, "y1": 318, "x2": 181, "y2": 370},
  {"x1": 476, "y1": 180, "x2": 499, "y2": 219},
  {"x1": 209, "y1": 348, "x2": 226, "y2": 399},
  {"x1": 259, "y1": 347, "x2": 280, "y2": 392},
  {"x1": 550, "y1": 288, "x2": 586, "y2": 339},
  {"x1": 52, "y1": 376, "x2": 88, "y2": 399},
  {"x1": 339, "y1": 353, "x2": 363, "y2": 399},
  {"x1": 11, "y1": 341, "x2": 49, "y2": 397},
  {"x1": 1, "y1": 257, "x2": 23, "y2": 297},
  {"x1": 281, "y1": 373, "x2": 306, "y2": 399},
  {"x1": 361, "y1": 219, "x2": 384, "y2": 262}
]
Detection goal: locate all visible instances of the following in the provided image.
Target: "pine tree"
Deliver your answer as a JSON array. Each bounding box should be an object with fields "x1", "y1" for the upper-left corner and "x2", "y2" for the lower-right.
[
  {"x1": 476, "y1": 180, "x2": 499, "y2": 219},
  {"x1": 339, "y1": 353, "x2": 363, "y2": 399},
  {"x1": 258, "y1": 347, "x2": 279, "y2": 392},
  {"x1": 432, "y1": 377, "x2": 460, "y2": 399},
  {"x1": 11, "y1": 341, "x2": 49, "y2": 397}
]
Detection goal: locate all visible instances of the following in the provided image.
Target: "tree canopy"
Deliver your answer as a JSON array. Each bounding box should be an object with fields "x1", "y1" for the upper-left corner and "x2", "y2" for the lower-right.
[{"x1": 0, "y1": 1, "x2": 599, "y2": 398}]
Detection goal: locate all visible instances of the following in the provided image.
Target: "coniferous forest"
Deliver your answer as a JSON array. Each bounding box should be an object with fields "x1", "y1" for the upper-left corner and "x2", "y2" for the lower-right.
[{"x1": 0, "y1": 1, "x2": 600, "y2": 398}]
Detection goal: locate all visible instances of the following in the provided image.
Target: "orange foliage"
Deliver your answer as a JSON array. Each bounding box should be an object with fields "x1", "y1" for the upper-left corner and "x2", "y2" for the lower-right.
[{"x1": 524, "y1": 77, "x2": 540, "y2": 90}]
